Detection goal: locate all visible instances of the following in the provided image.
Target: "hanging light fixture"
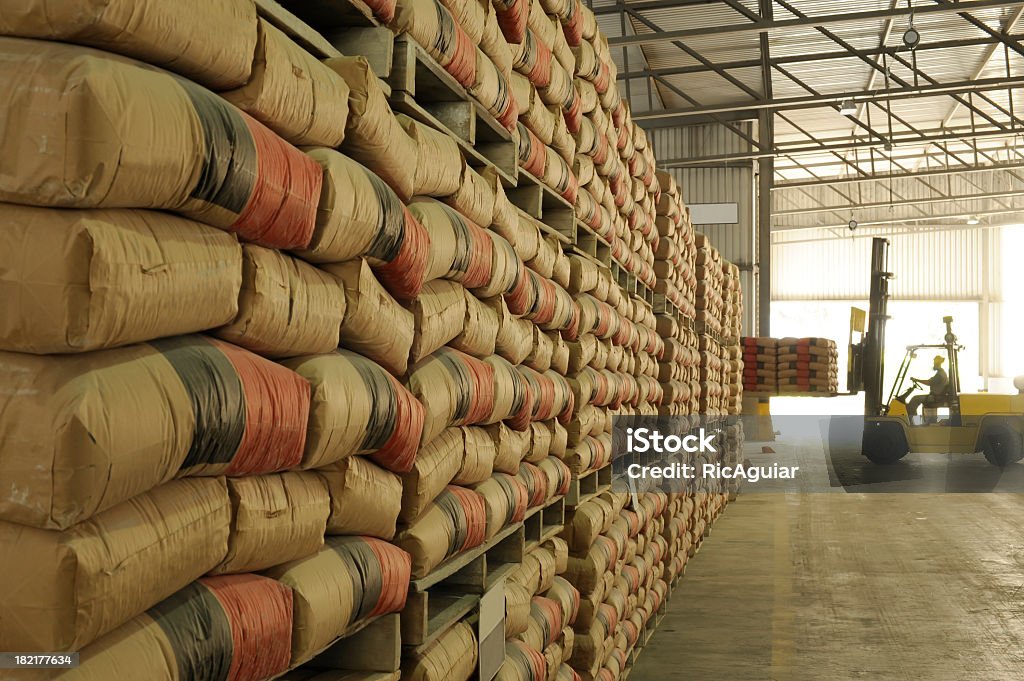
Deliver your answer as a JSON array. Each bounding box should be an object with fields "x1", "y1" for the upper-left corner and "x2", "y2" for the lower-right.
[
  {"x1": 903, "y1": 1, "x2": 920, "y2": 49},
  {"x1": 838, "y1": 99, "x2": 857, "y2": 116}
]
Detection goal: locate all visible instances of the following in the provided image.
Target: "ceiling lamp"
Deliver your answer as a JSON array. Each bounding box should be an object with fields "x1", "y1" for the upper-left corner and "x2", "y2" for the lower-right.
[
  {"x1": 903, "y1": 24, "x2": 920, "y2": 50},
  {"x1": 903, "y1": 1, "x2": 920, "y2": 49},
  {"x1": 966, "y1": 216, "x2": 980, "y2": 225},
  {"x1": 838, "y1": 99, "x2": 857, "y2": 116}
]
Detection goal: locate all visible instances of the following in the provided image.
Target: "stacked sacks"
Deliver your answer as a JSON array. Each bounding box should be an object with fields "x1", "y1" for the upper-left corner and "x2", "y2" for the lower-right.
[
  {"x1": 693, "y1": 233, "x2": 727, "y2": 417},
  {"x1": 0, "y1": 21, "x2": 423, "y2": 670},
  {"x1": 651, "y1": 172, "x2": 701, "y2": 421},
  {"x1": 656, "y1": 315, "x2": 701, "y2": 420},
  {"x1": 501, "y1": 539, "x2": 579, "y2": 681},
  {"x1": 721, "y1": 261, "x2": 744, "y2": 415},
  {"x1": 742, "y1": 337, "x2": 779, "y2": 394},
  {"x1": 570, "y1": 16, "x2": 660, "y2": 296},
  {"x1": 777, "y1": 338, "x2": 840, "y2": 394},
  {"x1": 560, "y1": 492, "x2": 674, "y2": 681},
  {"x1": 561, "y1": 254, "x2": 664, "y2": 479},
  {"x1": 265, "y1": 536, "x2": 412, "y2": 666},
  {"x1": 694, "y1": 233, "x2": 725, "y2": 340},
  {"x1": 653, "y1": 171, "x2": 698, "y2": 322},
  {"x1": 26, "y1": 574, "x2": 297, "y2": 681},
  {"x1": 403, "y1": 621, "x2": 479, "y2": 681},
  {"x1": 0, "y1": 38, "x2": 321, "y2": 251}
]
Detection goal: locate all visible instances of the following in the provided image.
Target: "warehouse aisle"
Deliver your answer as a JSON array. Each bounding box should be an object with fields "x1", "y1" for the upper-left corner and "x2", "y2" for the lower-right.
[{"x1": 631, "y1": 491, "x2": 1024, "y2": 680}]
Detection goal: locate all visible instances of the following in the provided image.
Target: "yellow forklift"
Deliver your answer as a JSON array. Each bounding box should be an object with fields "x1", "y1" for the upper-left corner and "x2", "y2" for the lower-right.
[{"x1": 849, "y1": 238, "x2": 1024, "y2": 466}]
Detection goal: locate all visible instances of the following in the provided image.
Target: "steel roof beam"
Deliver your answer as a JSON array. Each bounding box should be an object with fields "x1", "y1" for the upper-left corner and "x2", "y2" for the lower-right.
[
  {"x1": 633, "y1": 74, "x2": 1024, "y2": 121},
  {"x1": 617, "y1": 34, "x2": 1024, "y2": 80},
  {"x1": 592, "y1": 0, "x2": 718, "y2": 15},
  {"x1": 658, "y1": 126, "x2": 1024, "y2": 166},
  {"x1": 607, "y1": 0, "x2": 1024, "y2": 47},
  {"x1": 774, "y1": 189, "x2": 1024, "y2": 216},
  {"x1": 772, "y1": 206, "x2": 1024, "y2": 231},
  {"x1": 774, "y1": 161, "x2": 1024, "y2": 188}
]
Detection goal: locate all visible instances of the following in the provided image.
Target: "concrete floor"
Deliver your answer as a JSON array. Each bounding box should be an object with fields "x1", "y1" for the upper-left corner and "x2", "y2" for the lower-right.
[{"x1": 631, "y1": 492, "x2": 1024, "y2": 680}]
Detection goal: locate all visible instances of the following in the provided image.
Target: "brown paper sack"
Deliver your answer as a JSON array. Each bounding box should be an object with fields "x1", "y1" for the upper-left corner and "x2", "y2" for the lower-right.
[
  {"x1": 320, "y1": 455, "x2": 403, "y2": 539},
  {"x1": 326, "y1": 259, "x2": 415, "y2": 376},
  {"x1": 212, "y1": 472, "x2": 329, "y2": 574},
  {"x1": 0, "y1": 204, "x2": 241, "y2": 354},
  {"x1": 216, "y1": 244, "x2": 345, "y2": 358},
  {"x1": 0, "y1": 477, "x2": 230, "y2": 651}
]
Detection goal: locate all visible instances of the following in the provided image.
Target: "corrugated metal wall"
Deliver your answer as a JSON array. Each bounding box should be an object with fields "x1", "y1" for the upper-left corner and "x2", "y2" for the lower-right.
[
  {"x1": 650, "y1": 124, "x2": 758, "y2": 334},
  {"x1": 772, "y1": 226, "x2": 989, "y2": 301}
]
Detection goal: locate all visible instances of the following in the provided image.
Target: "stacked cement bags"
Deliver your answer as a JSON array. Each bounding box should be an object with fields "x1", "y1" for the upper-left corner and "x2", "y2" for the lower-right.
[
  {"x1": 0, "y1": 478, "x2": 231, "y2": 651},
  {"x1": 403, "y1": 621, "x2": 479, "y2": 681},
  {"x1": 499, "y1": 538, "x2": 578, "y2": 681},
  {"x1": 558, "y1": 492, "x2": 691, "y2": 681},
  {"x1": 0, "y1": 0, "x2": 260, "y2": 90},
  {"x1": 395, "y1": 485, "x2": 487, "y2": 577},
  {"x1": 778, "y1": 337, "x2": 840, "y2": 394},
  {"x1": 721, "y1": 262, "x2": 744, "y2": 413},
  {"x1": 742, "y1": 337, "x2": 779, "y2": 394},
  {"x1": 0, "y1": 38, "x2": 321, "y2": 250},
  {"x1": 32, "y1": 574, "x2": 295, "y2": 681},
  {"x1": 0, "y1": 19, "x2": 428, "y2": 670},
  {"x1": 653, "y1": 171, "x2": 698, "y2": 322},
  {"x1": 265, "y1": 536, "x2": 411, "y2": 665},
  {"x1": 0, "y1": 336, "x2": 310, "y2": 529}
]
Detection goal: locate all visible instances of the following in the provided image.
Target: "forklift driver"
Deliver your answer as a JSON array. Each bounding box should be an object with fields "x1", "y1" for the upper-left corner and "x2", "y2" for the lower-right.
[{"x1": 907, "y1": 355, "x2": 949, "y2": 419}]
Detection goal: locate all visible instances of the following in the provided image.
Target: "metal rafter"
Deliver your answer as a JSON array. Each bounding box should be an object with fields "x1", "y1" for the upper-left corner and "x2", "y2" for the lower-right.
[
  {"x1": 773, "y1": 0, "x2": 1013, "y2": 136},
  {"x1": 617, "y1": 33, "x2": 1024, "y2": 81},
  {"x1": 634, "y1": 74, "x2": 1024, "y2": 121},
  {"x1": 775, "y1": 189, "x2": 1024, "y2": 216},
  {"x1": 940, "y1": 6, "x2": 1024, "y2": 127},
  {"x1": 657, "y1": 125, "x2": 1024, "y2": 166},
  {"x1": 607, "y1": 0, "x2": 1024, "y2": 47},
  {"x1": 773, "y1": 205, "x2": 1024, "y2": 230},
  {"x1": 774, "y1": 160, "x2": 1024, "y2": 187}
]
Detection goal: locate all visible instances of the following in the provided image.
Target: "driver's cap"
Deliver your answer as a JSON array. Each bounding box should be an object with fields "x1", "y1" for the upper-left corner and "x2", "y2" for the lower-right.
[{"x1": 934, "y1": 355, "x2": 945, "y2": 364}]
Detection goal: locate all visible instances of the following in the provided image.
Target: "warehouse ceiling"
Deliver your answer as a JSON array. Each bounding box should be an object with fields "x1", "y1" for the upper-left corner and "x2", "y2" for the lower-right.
[{"x1": 595, "y1": 0, "x2": 1024, "y2": 230}]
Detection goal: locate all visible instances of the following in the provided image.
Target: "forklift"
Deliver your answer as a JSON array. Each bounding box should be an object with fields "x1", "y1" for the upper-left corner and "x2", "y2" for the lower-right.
[{"x1": 848, "y1": 238, "x2": 1024, "y2": 466}]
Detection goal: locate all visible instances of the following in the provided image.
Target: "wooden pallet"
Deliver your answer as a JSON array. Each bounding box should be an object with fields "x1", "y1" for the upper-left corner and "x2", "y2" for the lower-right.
[
  {"x1": 276, "y1": 0, "x2": 379, "y2": 31},
  {"x1": 386, "y1": 36, "x2": 517, "y2": 182},
  {"x1": 524, "y1": 495, "x2": 566, "y2": 550},
  {"x1": 568, "y1": 220, "x2": 613, "y2": 266},
  {"x1": 507, "y1": 169, "x2": 576, "y2": 236},
  {"x1": 401, "y1": 521, "x2": 526, "y2": 650},
  {"x1": 566, "y1": 464, "x2": 613, "y2": 507},
  {"x1": 257, "y1": 0, "x2": 396, "y2": 99}
]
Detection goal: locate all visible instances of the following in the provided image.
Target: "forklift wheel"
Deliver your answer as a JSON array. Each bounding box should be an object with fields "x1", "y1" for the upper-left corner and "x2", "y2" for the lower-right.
[
  {"x1": 862, "y1": 421, "x2": 909, "y2": 465},
  {"x1": 980, "y1": 424, "x2": 1023, "y2": 467}
]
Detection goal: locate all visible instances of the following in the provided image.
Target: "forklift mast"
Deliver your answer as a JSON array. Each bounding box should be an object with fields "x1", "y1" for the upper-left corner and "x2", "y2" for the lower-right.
[{"x1": 862, "y1": 238, "x2": 892, "y2": 417}]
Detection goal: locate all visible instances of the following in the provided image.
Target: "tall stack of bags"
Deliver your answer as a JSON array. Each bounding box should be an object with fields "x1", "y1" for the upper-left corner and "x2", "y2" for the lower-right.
[
  {"x1": 652, "y1": 171, "x2": 700, "y2": 420},
  {"x1": 742, "y1": 337, "x2": 780, "y2": 394},
  {"x1": 560, "y1": 492, "x2": 676, "y2": 681},
  {"x1": 777, "y1": 338, "x2": 840, "y2": 394},
  {"x1": 498, "y1": 538, "x2": 579, "y2": 681},
  {"x1": 692, "y1": 234, "x2": 745, "y2": 417},
  {"x1": 721, "y1": 262, "x2": 744, "y2": 415},
  {"x1": 0, "y1": 1, "x2": 749, "y2": 679},
  {"x1": 0, "y1": 4, "x2": 419, "y2": 677},
  {"x1": 508, "y1": 0, "x2": 583, "y2": 204}
]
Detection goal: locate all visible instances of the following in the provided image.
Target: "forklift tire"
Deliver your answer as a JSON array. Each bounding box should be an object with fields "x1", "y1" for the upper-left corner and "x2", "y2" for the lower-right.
[
  {"x1": 980, "y1": 424, "x2": 1024, "y2": 467},
  {"x1": 862, "y1": 421, "x2": 909, "y2": 465}
]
